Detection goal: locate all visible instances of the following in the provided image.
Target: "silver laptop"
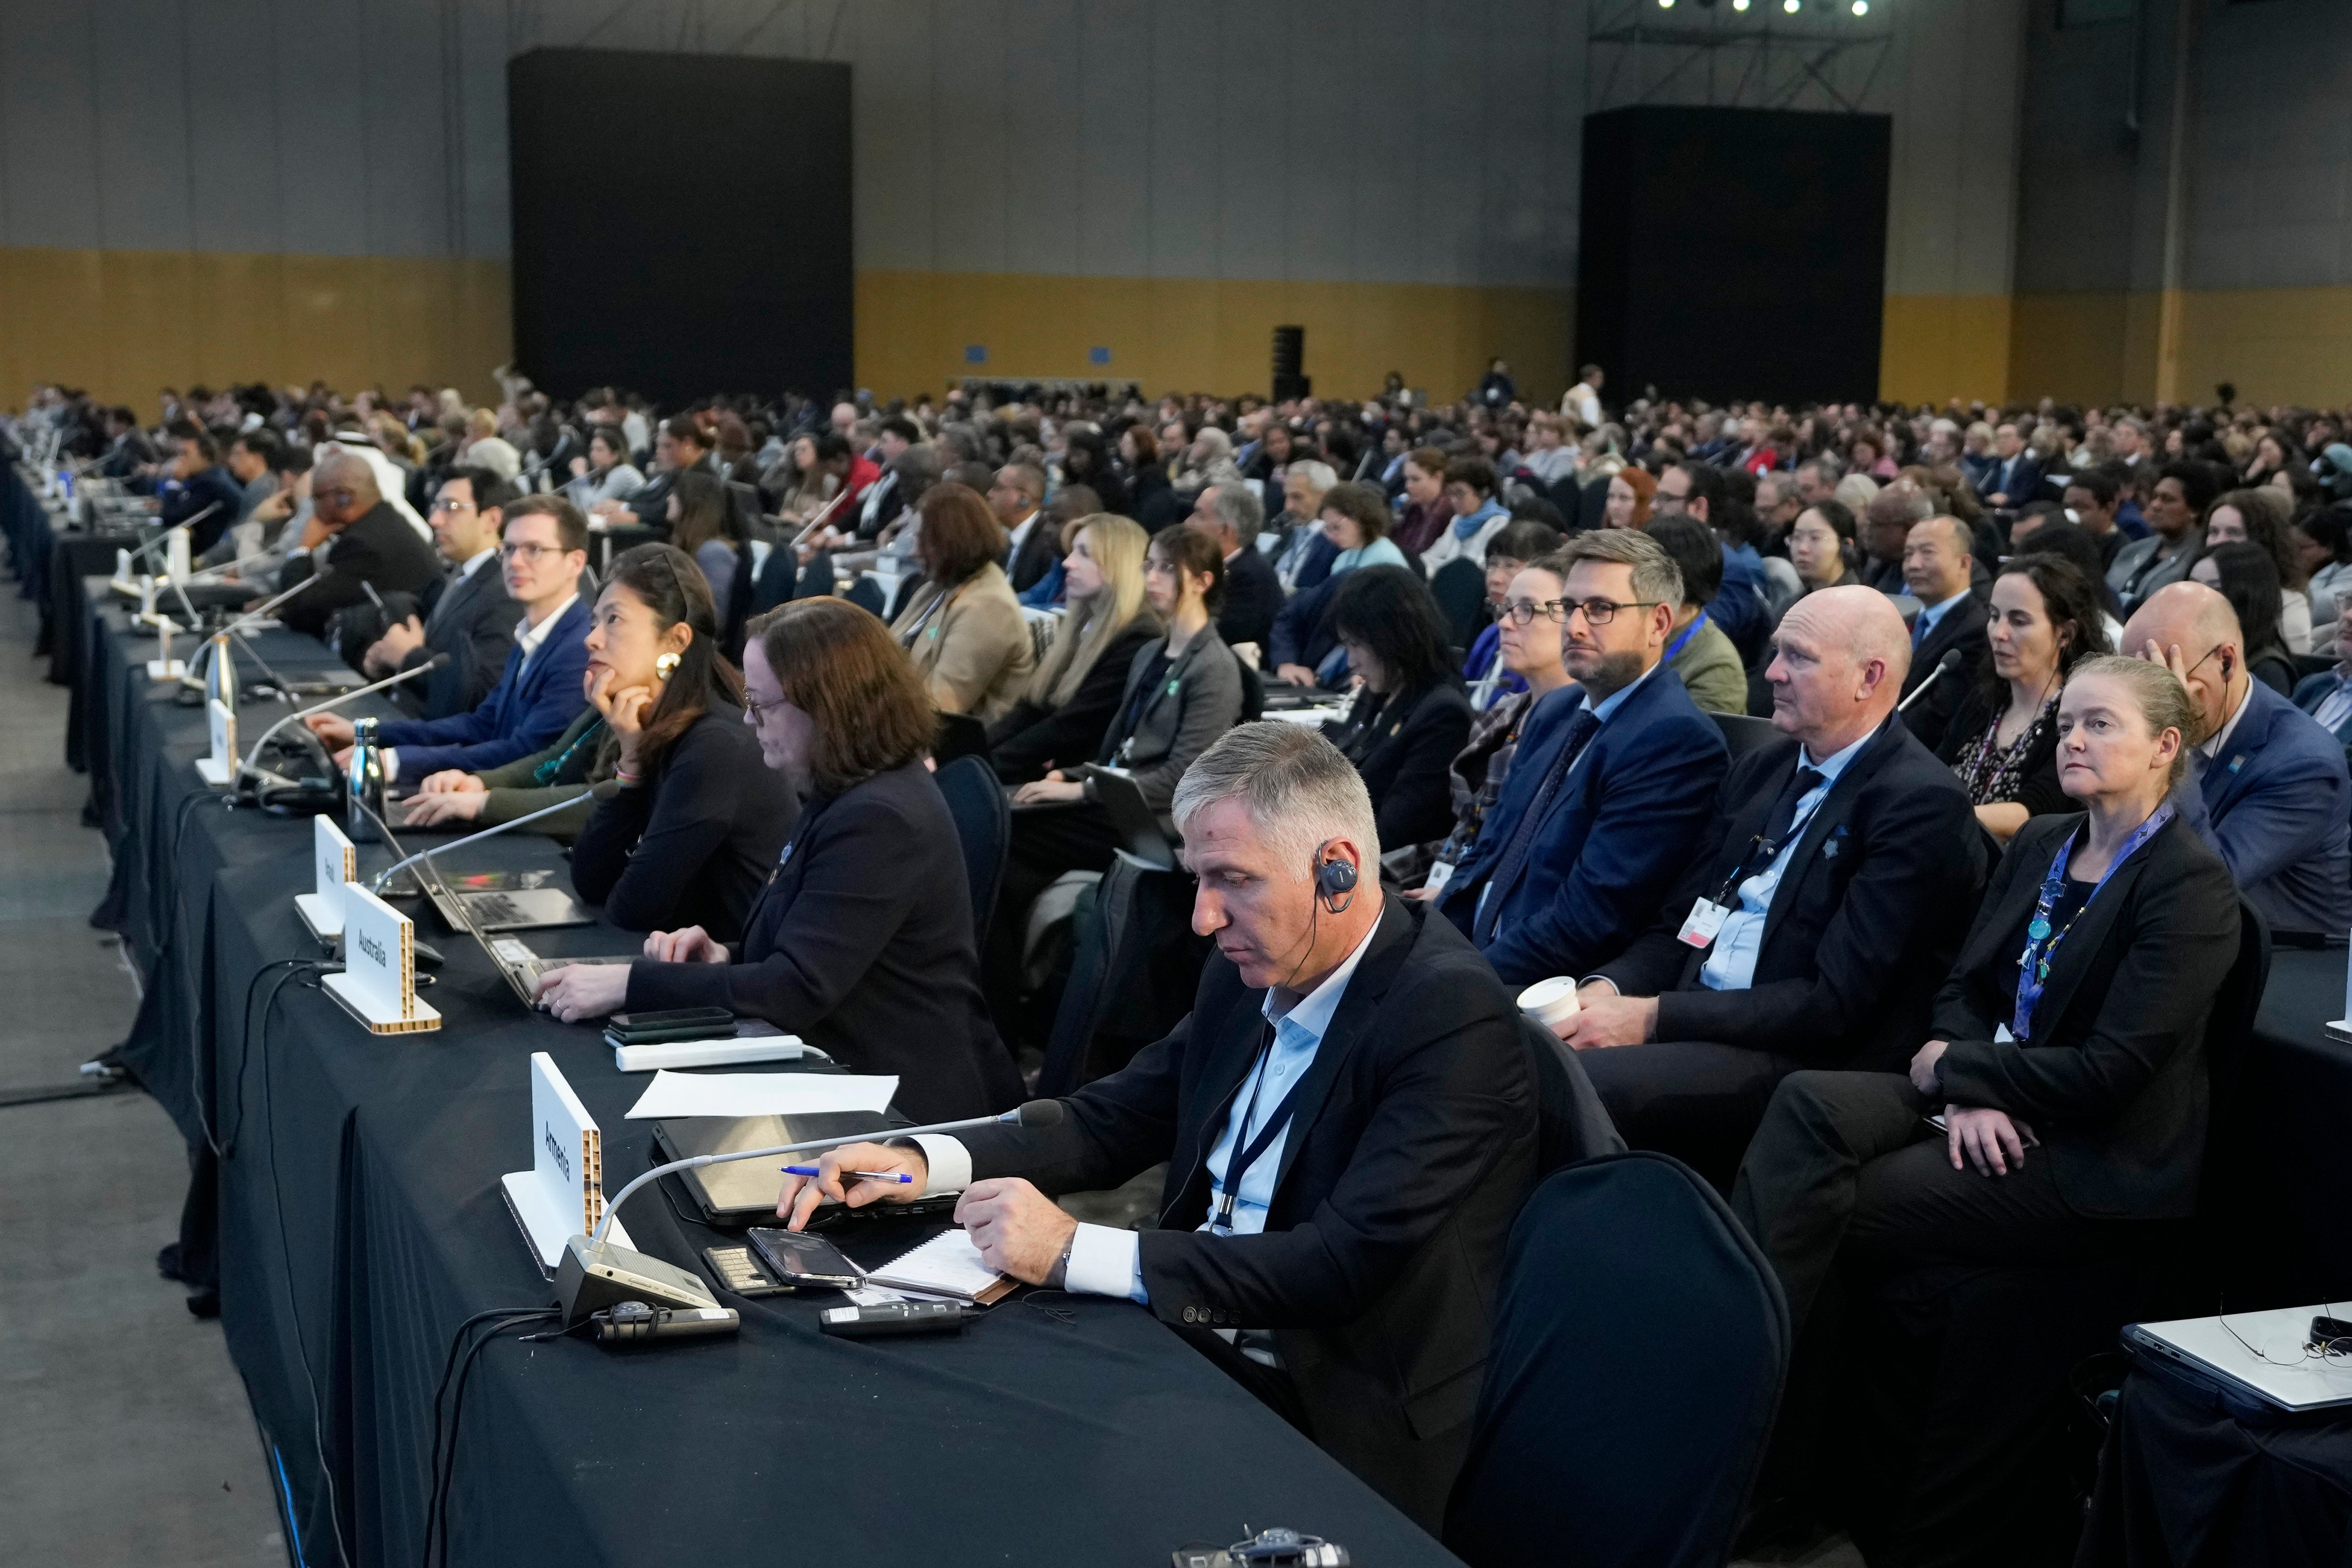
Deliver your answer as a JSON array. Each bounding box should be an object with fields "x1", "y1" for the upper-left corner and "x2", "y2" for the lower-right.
[
  {"x1": 423, "y1": 868, "x2": 596, "y2": 933},
  {"x1": 652, "y1": 1111, "x2": 893, "y2": 1224},
  {"x1": 480, "y1": 934, "x2": 637, "y2": 1010},
  {"x1": 2124, "y1": 1306, "x2": 2352, "y2": 1412}
]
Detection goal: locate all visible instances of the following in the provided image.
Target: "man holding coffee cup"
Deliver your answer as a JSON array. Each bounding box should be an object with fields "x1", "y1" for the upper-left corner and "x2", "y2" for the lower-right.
[{"x1": 1558, "y1": 587, "x2": 1989, "y2": 1189}]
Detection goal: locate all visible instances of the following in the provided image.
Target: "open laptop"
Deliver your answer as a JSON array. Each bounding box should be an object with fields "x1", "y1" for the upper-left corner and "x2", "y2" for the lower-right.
[
  {"x1": 422, "y1": 867, "x2": 597, "y2": 933},
  {"x1": 412, "y1": 858, "x2": 631, "y2": 1009},
  {"x1": 652, "y1": 1111, "x2": 894, "y2": 1224},
  {"x1": 2124, "y1": 1306, "x2": 2352, "y2": 1412}
]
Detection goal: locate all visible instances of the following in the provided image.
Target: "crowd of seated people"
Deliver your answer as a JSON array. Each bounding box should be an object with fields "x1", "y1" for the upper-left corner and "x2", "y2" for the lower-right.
[{"x1": 27, "y1": 366, "x2": 2352, "y2": 1559}]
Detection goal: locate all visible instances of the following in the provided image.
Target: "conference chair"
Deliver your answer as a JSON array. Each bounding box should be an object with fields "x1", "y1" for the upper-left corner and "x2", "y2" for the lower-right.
[
  {"x1": 1084, "y1": 766, "x2": 1177, "y2": 872},
  {"x1": 1713, "y1": 710, "x2": 1781, "y2": 760},
  {"x1": 934, "y1": 711, "x2": 990, "y2": 768},
  {"x1": 1428, "y1": 558, "x2": 1490, "y2": 652},
  {"x1": 934, "y1": 754, "x2": 1011, "y2": 955},
  {"x1": 1236, "y1": 654, "x2": 1265, "y2": 723},
  {"x1": 1519, "y1": 1015, "x2": 1626, "y2": 1175},
  {"x1": 1446, "y1": 1152, "x2": 1789, "y2": 1568},
  {"x1": 1035, "y1": 848, "x2": 1201, "y2": 1096},
  {"x1": 1830, "y1": 897, "x2": 2273, "y2": 1566}
]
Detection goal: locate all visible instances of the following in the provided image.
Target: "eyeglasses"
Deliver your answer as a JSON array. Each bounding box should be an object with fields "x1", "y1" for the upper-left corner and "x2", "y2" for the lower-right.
[
  {"x1": 499, "y1": 541, "x2": 568, "y2": 562},
  {"x1": 430, "y1": 497, "x2": 476, "y2": 514},
  {"x1": 313, "y1": 487, "x2": 356, "y2": 506},
  {"x1": 743, "y1": 692, "x2": 782, "y2": 725},
  {"x1": 1564, "y1": 598, "x2": 1662, "y2": 626},
  {"x1": 1500, "y1": 598, "x2": 1570, "y2": 625}
]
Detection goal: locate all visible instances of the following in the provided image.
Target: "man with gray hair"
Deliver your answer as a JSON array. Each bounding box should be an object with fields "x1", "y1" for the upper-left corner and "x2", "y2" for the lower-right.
[
  {"x1": 774, "y1": 721, "x2": 1540, "y2": 1526},
  {"x1": 1189, "y1": 476, "x2": 1281, "y2": 652},
  {"x1": 1439, "y1": 529, "x2": 1729, "y2": 985}
]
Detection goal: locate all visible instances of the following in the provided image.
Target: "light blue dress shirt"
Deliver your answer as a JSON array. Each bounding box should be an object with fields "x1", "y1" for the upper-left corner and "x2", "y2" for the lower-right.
[{"x1": 1697, "y1": 728, "x2": 1875, "y2": 992}]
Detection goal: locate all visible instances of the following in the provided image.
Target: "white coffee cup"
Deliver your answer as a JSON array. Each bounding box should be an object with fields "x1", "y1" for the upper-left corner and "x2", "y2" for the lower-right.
[{"x1": 1518, "y1": 976, "x2": 1581, "y2": 1031}]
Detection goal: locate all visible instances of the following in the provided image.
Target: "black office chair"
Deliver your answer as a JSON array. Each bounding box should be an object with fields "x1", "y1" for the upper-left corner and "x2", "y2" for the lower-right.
[
  {"x1": 1236, "y1": 654, "x2": 1265, "y2": 723},
  {"x1": 932, "y1": 754, "x2": 1010, "y2": 952},
  {"x1": 1036, "y1": 850, "x2": 1201, "y2": 1095},
  {"x1": 1447, "y1": 1152, "x2": 1789, "y2": 1568},
  {"x1": 1081, "y1": 766, "x2": 1177, "y2": 871},
  {"x1": 1428, "y1": 557, "x2": 1490, "y2": 651},
  {"x1": 1518, "y1": 1015, "x2": 1627, "y2": 1174},
  {"x1": 1713, "y1": 710, "x2": 1781, "y2": 760},
  {"x1": 2292, "y1": 651, "x2": 2333, "y2": 684},
  {"x1": 933, "y1": 711, "x2": 990, "y2": 768}
]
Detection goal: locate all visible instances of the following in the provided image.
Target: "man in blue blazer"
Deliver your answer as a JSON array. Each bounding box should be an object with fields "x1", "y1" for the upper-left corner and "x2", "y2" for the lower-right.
[
  {"x1": 1438, "y1": 531, "x2": 1730, "y2": 986},
  {"x1": 2293, "y1": 596, "x2": 2352, "y2": 744},
  {"x1": 306, "y1": 495, "x2": 594, "y2": 785},
  {"x1": 2126, "y1": 582, "x2": 2352, "y2": 940}
]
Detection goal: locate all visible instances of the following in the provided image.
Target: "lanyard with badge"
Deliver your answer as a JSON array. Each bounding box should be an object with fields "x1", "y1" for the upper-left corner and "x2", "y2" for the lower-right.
[
  {"x1": 1209, "y1": 1023, "x2": 1312, "y2": 1233},
  {"x1": 2010, "y1": 804, "x2": 2172, "y2": 1040},
  {"x1": 1676, "y1": 775, "x2": 1831, "y2": 950}
]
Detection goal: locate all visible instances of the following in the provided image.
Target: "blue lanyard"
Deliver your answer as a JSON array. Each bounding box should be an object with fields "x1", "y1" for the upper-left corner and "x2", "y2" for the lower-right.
[
  {"x1": 2010, "y1": 805, "x2": 2172, "y2": 1040},
  {"x1": 1662, "y1": 609, "x2": 1709, "y2": 665}
]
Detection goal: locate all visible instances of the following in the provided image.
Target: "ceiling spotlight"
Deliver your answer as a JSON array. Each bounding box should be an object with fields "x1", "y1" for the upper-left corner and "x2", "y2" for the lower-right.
[
  {"x1": 1851, "y1": 0, "x2": 1867, "y2": 11},
  {"x1": 1782, "y1": 0, "x2": 1799, "y2": 11},
  {"x1": 1658, "y1": 0, "x2": 1673, "y2": 9},
  {"x1": 1732, "y1": 0, "x2": 1750, "y2": 8}
]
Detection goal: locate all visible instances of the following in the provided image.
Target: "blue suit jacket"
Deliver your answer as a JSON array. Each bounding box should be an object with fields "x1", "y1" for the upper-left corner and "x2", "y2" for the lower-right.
[
  {"x1": 1441, "y1": 668, "x2": 1730, "y2": 986},
  {"x1": 376, "y1": 596, "x2": 593, "y2": 778},
  {"x1": 2174, "y1": 676, "x2": 2352, "y2": 937},
  {"x1": 2292, "y1": 669, "x2": 2352, "y2": 744}
]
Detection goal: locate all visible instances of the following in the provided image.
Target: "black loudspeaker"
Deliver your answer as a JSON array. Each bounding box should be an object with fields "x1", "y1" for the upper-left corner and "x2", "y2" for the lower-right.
[
  {"x1": 1576, "y1": 106, "x2": 1890, "y2": 406},
  {"x1": 1272, "y1": 325, "x2": 1310, "y2": 403},
  {"x1": 508, "y1": 49, "x2": 853, "y2": 404}
]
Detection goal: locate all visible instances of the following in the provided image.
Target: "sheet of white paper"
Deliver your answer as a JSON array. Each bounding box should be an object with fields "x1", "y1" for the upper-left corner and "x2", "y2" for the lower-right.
[{"x1": 623, "y1": 1070, "x2": 898, "y2": 1120}]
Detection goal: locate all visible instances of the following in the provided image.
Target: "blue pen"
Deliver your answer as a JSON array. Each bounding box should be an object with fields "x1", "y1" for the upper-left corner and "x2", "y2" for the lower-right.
[{"x1": 782, "y1": 1164, "x2": 912, "y2": 1183}]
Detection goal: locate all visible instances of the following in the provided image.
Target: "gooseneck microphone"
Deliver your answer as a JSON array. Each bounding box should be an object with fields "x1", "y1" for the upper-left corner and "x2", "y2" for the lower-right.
[
  {"x1": 589, "y1": 1098, "x2": 1069, "y2": 1246},
  {"x1": 236, "y1": 651, "x2": 449, "y2": 785},
  {"x1": 365, "y1": 777, "x2": 624, "y2": 894},
  {"x1": 1897, "y1": 647, "x2": 1967, "y2": 714}
]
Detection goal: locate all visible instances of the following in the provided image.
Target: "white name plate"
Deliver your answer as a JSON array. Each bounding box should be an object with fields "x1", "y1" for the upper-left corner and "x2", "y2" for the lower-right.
[
  {"x1": 295, "y1": 816, "x2": 357, "y2": 940},
  {"x1": 194, "y1": 698, "x2": 237, "y2": 785},
  {"x1": 320, "y1": 883, "x2": 440, "y2": 1034},
  {"x1": 501, "y1": 1051, "x2": 632, "y2": 1272}
]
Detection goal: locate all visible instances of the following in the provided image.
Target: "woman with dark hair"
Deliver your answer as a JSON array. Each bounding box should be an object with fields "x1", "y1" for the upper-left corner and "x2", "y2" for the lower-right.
[
  {"x1": 666, "y1": 467, "x2": 750, "y2": 646},
  {"x1": 2202, "y1": 486, "x2": 2312, "y2": 652},
  {"x1": 1788, "y1": 499, "x2": 1861, "y2": 594},
  {"x1": 2192, "y1": 541, "x2": 2296, "y2": 694},
  {"x1": 562, "y1": 423, "x2": 644, "y2": 513},
  {"x1": 1324, "y1": 565, "x2": 1475, "y2": 847},
  {"x1": 889, "y1": 482, "x2": 1034, "y2": 718},
  {"x1": 1118, "y1": 422, "x2": 1172, "y2": 524},
  {"x1": 1060, "y1": 427, "x2": 1131, "y2": 516},
  {"x1": 1393, "y1": 445, "x2": 1457, "y2": 558},
  {"x1": 2295, "y1": 505, "x2": 2352, "y2": 623},
  {"x1": 2245, "y1": 430, "x2": 2304, "y2": 486},
  {"x1": 1939, "y1": 555, "x2": 2112, "y2": 842},
  {"x1": 539, "y1": 596, "x2": 1021, "y2": 1120},
  {"x1": 411, "y1": 543, "x2": 793, "y2": 939}
]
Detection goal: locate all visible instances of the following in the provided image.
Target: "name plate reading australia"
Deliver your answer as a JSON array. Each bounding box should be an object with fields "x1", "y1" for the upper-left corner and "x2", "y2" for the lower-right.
[
  {"x1": 295, "y1": 816, "x2": 358, "y2": 940},
  {"x1": 321, "y1": 884, "x2": 441, "y2": 1034}
]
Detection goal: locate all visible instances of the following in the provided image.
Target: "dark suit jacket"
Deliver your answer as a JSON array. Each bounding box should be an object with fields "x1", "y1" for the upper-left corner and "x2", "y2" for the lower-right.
[
  {"x1": 624, "y1": 759, "x2": 1022, "y2": 1122},
  {"x1": 986, "y1": 619, "x2": 1161, "y2": 783},
  {"x1": 1442, "y1": 671, "x2": 1730, "y2": 986},
  {"x1": 1335, "y1": 681, "x2": 1475, "y2": 850},
  {"x1": 1933, "y1": 812, "x2": 2239, "y2": 1218},
  {"x1": 1004, "y1": 511, "x2": 1060, "y2": 595},
  {"x1": 568, "y1": 704, "x2": 795, "y2": 940},
  {"x1": 2170, "y1": 675, "x2": 2352, "y2": 936},
  {"x1": 1594, "y1": 719, "x2": 1988, "y2": 1070},
  {"x1": 955, "y1": 897, "x2": 1538, "y2": 1525},
  {"x1": 278, "y1": 502, "x2": 443, "y2": 640},
  {"x1": 1983, "y1": 452, "x2": 2045, "y2": 506},
  {"x1": 1217, "y1": 544, "x2": 1283, "y2": 654},
  {"x1": 161, "y1": 465, "x2": 244, "y2": 555},
  {"x1": 2292, "y1": 668, "x2": 2352, "y2": 743},
  {"x1": 373, "y1": 596, "x2": 592, "y2": 777},
  {"x1": 1900, "y1": 592, "x2": 1989, "y2": 753},
  {"x1": 400, "y1": 557, "x2": 516, "y2": 719}
]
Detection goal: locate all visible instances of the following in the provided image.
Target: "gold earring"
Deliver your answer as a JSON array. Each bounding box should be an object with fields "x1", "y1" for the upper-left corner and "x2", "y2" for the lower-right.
[{"x1": 655, "y1": 652, "x2": 681, "y2": 681}]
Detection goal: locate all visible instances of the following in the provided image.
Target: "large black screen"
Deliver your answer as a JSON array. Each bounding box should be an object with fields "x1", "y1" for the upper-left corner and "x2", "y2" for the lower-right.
[
  {"x1": 1577, "y1": 106, "x2": 1890, "y2": 407},
  {"x1": 508, "y1": 48, "x2": 852, "y2": 404}
]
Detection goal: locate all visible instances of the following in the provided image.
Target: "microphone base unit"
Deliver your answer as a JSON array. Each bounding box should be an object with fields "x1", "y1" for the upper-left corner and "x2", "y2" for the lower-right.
[{"x1": 557, "y1": 1234, "x2": 722, "y2": 1327}]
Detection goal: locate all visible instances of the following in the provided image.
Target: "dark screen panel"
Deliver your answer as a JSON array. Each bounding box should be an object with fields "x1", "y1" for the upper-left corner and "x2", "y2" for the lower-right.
[
  {"x1": 1577, "y1": 106, "x2": 1890, "y2": 406},
  {"x1": 508, "y1": 48, "x2": 852, "y2": 403}
]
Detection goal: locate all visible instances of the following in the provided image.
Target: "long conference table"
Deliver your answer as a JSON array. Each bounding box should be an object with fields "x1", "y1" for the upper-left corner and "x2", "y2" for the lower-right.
[
  {"x1": 15, "y1": 477, "x2": 1458, "y2": 1566},
  {"x1": 24, "y1": 455, "x2": 2352, "y2": 1567}
]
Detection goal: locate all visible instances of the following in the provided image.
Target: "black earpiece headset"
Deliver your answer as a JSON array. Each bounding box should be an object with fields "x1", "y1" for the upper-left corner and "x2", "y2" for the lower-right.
[{"x1": 1278, "y1": 840, "x2": 1360, "y2": 990}]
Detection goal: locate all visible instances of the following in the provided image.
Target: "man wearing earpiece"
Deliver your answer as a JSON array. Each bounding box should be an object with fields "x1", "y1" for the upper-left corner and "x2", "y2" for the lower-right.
[{"x1": 778, "y1": 722, "x2": 1539, "y2": 1529}]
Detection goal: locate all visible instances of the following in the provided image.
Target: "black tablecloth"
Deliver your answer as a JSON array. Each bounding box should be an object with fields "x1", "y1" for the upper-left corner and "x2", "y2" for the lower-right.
[
  {"x1": 78, "y1": 591, "x2": 1457, "y2": 1568},
  {"x1": 2243, "y1": 949, "x2": 2352, "y2": 1308}
]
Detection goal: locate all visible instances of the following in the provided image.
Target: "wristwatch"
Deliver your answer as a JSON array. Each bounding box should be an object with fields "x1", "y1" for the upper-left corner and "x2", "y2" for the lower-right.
[{"x1": 1046, "y1": 1233, "x2": 1075, "y2": 1290}]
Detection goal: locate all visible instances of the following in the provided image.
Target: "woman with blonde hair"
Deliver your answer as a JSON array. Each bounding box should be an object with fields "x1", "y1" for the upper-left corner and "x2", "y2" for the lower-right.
[{"x1": 986, "y1": 515, "x2": 1162, "y2": 783}]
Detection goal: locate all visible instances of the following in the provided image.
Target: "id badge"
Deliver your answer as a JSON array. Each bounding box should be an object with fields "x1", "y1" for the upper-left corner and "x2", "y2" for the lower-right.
[
  {"x1": 1677, "y1": 899, "x2": 1732, "y2": 949},
  {"x1": 1423, "y1": 859, "x2": 1456, "y2": 896}
]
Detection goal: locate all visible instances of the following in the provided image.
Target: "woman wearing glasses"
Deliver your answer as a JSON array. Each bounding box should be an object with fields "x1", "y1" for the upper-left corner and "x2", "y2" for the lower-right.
[{"x1": 539, "y1": 597, "x2": 1021, "y2": 1123}]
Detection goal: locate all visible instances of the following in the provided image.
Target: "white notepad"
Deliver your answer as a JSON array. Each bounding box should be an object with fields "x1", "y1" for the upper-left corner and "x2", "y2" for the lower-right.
[{"x1": 860, "y1": 1228, "x2": 1013, "y2": 1304}]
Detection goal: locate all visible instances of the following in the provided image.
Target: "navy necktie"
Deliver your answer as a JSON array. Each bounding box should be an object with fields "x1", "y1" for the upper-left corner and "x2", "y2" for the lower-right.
[
  {"x1": 1472, "y1": 706, "x2": 1605, "y2": 945},
  {"x1": 1756, "y1": 766, "x2": 1828, "y2": 863}
]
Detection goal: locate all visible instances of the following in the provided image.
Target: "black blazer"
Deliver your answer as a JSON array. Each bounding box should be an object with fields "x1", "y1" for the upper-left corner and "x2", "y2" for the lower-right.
[
  {"x1": 1217, "y1": 544, "x2": 1283, "y2": 654},
  {"x1": 1005, "y1": 512, "x2": 1060, "y2": 594},
  {"x1": 1595, "y1": 718, "x2": 1988, "y2": 1070},
  {"x1": 1933, "y1": 811, "x2": 2240, "y2": 1218},
  {"x1": 278, "y1": 502, "x2": 443, "y2": 639},
  {"x1": 956, "y1": 897, "x2": 1538, "y2": 1525},
  {"x1": 401, "y1": 558, "x2": 516, "y2": 718},
  {"x1": 1334, "y1": 681, "x2": 1475, "y2": 850},
  {"x1": 1900, "y1": 593, "x2": 1989, "y2": 753},
  {"x1": 568, "y1": 704, "x2": 795, "y2": 941},
  {"x1": 985, "y1": 619, "x2": 1161, "y2": 784},
  {"x1": 623, "y1": 759, "x2": 1022, "y2": 1122}
]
